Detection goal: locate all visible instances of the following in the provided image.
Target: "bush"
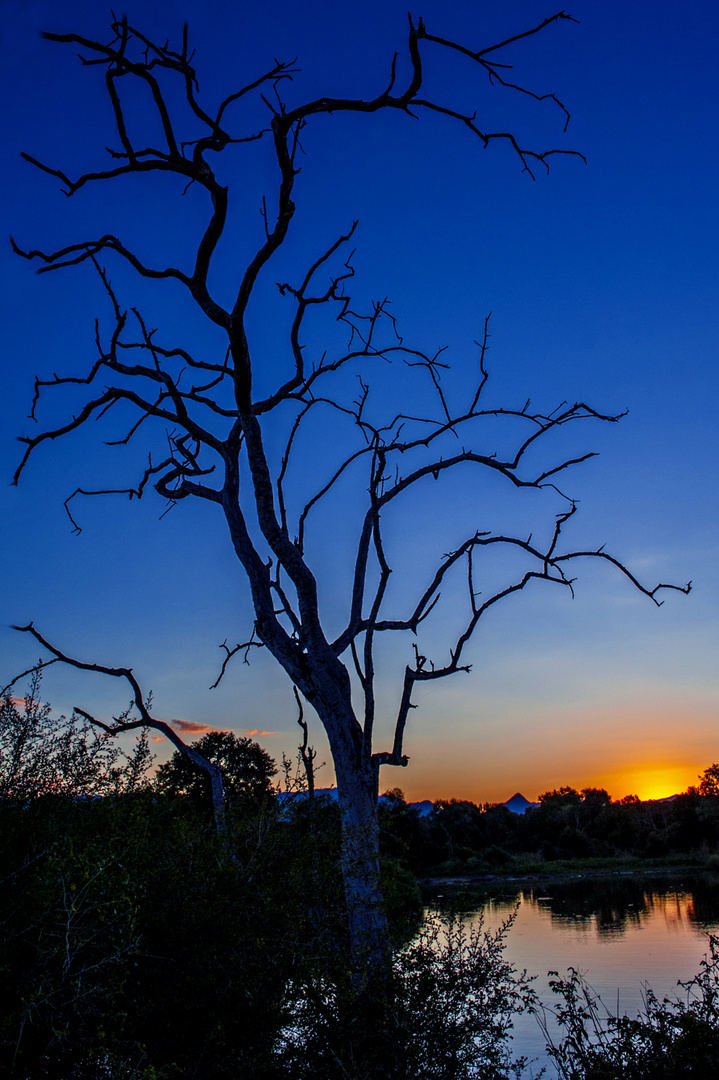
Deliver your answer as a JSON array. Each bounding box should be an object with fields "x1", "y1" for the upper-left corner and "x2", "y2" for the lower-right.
[
  {"x1": 0, "y1": 671, "x2": 152, "y2": 799},
  {"x1": 275, "y1": 909, "x2": 534, "y2": 1079},
  {"x1": 544, "y1": 935, "x2": 719, "y2": 1078}
]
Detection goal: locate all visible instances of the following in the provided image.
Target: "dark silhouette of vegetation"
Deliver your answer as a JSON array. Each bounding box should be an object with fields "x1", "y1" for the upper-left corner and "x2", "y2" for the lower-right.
[
  {"x1": 5, "y1": 634, "x2": 232, "y2": 831},
  {"x1": 378, "y1": 783, "x2": 719, "y2": 877},
  {"x1": 694, "y1": 763, "x2": 719, "y2": 798},
  {"x1": 543, "y1": 937, "x2": 719, "y2": 1079},
  {"x1": 155, "y1": 729, "x2": 276, "y2": 809},
  {"x1": 4, "y1": 678, "x2": 719, "y2": 1076},
  {"x1": 0, "y1": 679, "x2": 533, "y2": 1080},
  {"x1": 0, "y1": 670, "x2": 152, "y2": 799}
]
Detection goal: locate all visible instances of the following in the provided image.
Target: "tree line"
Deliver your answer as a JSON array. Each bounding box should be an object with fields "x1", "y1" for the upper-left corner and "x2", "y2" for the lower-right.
[{"x1": 380, "y1": 776, "x2": 719, "y2": 876}]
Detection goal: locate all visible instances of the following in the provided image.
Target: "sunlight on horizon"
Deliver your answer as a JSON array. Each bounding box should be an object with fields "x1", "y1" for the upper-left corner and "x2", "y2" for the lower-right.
[
  {"x1": 597, "y1": 764, "x2": 699, "y2": 803},
  {"x1": 398, "y1": 746, "x2": 710, "y2": 805}
]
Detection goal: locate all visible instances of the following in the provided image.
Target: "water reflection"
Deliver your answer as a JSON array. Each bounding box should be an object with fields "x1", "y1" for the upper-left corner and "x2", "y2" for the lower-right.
[
  {"x1": 528, "y1": 878, "x2": 711, "y2": 936},
  {"x1": 430, "y1": 872, "x2": 719, "y2": 937},
  {"x1": 425, "y1": 873, "x2": 719, "y2": 1074}
]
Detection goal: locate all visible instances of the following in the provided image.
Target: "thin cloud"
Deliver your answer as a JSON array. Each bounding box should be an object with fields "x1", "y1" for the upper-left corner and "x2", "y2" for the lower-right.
[
  {"x1": 169, "y1": 719, "x2": 224, "y2": 735},
  {"x1": 246, "y1": 729, "x2": 278, "y2": 737}
]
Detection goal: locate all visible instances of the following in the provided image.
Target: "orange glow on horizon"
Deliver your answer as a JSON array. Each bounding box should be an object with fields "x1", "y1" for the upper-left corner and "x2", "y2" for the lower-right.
[
  {"x1": 592, "y1": 764, "x2": 699, "y2": 803},
  {"x1": 397, "y1": 759, "x2": 704, "y2": 807},
  {"x1": 383, "y1": 695, "x2": 718, "y2": 807}
]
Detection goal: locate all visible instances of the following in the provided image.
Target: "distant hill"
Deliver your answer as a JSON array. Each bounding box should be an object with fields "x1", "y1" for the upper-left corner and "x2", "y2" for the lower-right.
[{"x1": 503, "y1": 792, "x2": 540, "y2": 814}]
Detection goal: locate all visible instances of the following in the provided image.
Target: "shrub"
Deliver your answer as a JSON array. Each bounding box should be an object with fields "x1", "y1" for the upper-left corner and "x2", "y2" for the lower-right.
[{"x1": 544, "y1": 935, "x2": 719, "y2": 1079}]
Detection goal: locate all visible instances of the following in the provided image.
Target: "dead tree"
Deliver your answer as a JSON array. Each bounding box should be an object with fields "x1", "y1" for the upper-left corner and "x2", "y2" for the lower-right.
[{"x1": 11, "y1": 13, "x2": 689, "y2": 975}]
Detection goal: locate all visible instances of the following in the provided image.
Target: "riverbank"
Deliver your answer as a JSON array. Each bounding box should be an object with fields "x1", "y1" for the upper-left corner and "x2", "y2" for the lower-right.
[{"x1": 420, "y1": 853, "x2": 719, "y2": 893}]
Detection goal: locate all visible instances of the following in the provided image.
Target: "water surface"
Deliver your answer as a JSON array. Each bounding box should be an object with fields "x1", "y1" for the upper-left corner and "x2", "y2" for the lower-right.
[{"x1": 428, "y1": 872, "x2": 719, "y2": 1075}]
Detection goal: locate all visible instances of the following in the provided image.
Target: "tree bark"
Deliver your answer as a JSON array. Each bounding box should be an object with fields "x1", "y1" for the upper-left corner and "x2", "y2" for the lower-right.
[
  {"x1": 333, "y1": 749, "x2": 389, "y2": 976},
  {"x1": 292, "y1": 657, "x2": 391, "y2": 973}
]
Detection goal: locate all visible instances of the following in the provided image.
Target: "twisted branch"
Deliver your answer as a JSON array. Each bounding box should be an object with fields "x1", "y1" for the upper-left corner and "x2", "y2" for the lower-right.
[{"x1": 10, "y1": 624, "x2": 229, "y2": 830}]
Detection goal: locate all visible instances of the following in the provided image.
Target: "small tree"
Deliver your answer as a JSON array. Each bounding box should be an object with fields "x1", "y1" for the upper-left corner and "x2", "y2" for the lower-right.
[
  {"x1": 4, "y1": 647, "x2": 231, "y2": 832},
  {"x1": 10, "y1": 12, "x2": 689, "y2": 982},
  {"x1": 156, "y1": 730, "x2": 276, "y2": 808}
]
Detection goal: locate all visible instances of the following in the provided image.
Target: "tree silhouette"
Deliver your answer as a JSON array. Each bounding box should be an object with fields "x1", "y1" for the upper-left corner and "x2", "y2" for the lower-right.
[
  {"x1": 698, "y1": 765, "x2": 719, "y2": 798},
  {"x1": 156, "y1": 730, "x2": 276, "y2": 808},
  {"x1": 10, "y1": 12, "x2": 689, "y2": 979}
]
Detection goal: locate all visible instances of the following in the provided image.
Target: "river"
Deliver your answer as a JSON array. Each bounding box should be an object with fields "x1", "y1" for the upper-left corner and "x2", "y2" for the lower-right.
[{"x1": 426, "y1": 871, "x2": 719, "y2": 1076}]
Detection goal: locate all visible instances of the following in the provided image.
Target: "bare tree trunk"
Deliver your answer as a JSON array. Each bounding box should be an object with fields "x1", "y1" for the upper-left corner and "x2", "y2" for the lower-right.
[
  {"x1": 289, "y1": 663, "x2": 391, "y2": 972},
  {"x1": 332, "y1": 752, "x2": 389, "y2": 976}
]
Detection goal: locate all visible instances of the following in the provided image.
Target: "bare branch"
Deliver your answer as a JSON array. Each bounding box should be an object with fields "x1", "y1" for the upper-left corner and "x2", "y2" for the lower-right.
[
  {"x1": 294, "y1": 685, "x2": 317, "y2": 798},
  {"x1": 210, "y1": 632, "x2": 265, "y2": 689},
  {"x1": 10, "y1": 623, "x2": 228, "y2": 830},
  {"x1": 470, "y1": 314, "x2": 492, "y2": 413},
  {"x1": 553, "y1": 550, "x2": 692, "y2": 606},
  {"x1": 422, "y1": 11, "x2": 579, "y2": 132}
]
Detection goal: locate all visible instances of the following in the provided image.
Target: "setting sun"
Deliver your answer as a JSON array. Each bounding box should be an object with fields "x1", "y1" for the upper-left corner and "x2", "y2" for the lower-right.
[{"x1": 599, "y1": 765, "x2": 698, "y2": 803}]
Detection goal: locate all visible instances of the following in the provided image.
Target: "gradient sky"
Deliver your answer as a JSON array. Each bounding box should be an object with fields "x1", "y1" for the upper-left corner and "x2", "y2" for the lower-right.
[{"x1": 1, "y1": 0, "x2": 717, "y2": 804}]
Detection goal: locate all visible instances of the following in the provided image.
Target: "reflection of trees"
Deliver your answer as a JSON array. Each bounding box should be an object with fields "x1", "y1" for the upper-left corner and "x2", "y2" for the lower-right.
[
  {"x1": 529, "y1": 877, "x2": 719, "y2": 938},
  {"x1": 685, "y1": 874, "x2": 719, "y2": 928},
  {"x1": 428, "y1": 875, "x2": 719, "y2": 942},
  {"x1": 533, "y1": 880, "x2": 651, "y2": 934}
]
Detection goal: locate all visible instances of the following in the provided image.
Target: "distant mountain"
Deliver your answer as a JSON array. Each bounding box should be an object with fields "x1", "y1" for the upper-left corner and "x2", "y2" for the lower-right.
[{"x1": 503, "y1": 792, "x2": 539, "y2": 814}]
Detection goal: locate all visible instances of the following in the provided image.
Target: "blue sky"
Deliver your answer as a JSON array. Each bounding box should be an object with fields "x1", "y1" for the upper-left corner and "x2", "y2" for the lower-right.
[{"x1": 1, "y1": 0, "x2": 717, "y2": 802}]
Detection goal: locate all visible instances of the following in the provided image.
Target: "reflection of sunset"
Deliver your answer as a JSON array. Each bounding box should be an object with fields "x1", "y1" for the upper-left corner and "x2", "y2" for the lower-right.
[
  {"x1": 450, "y1": 882, "x2": 719, "y2": 1069},
  {"x1": 652, "y1": 891, "x2": 695, "y2": 931}
]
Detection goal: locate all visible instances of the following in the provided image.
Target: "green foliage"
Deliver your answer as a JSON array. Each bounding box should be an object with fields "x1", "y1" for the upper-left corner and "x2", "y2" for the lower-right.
[
  {"x1": 545, "y1": 936, "x2": 719, "y2": 1079},
  {"x1": 0, "y1": 792, "x2": 332, "y2": 1077},
  {"x1": 154, "y1": 730, "x2": 276, "y2": 809},
  {"x1": 0, "y1": 794, "x2": 149, "y2": 1078},
  {"x1": 0, "y1": 740, "x2": 423, "y2": 1079}
]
